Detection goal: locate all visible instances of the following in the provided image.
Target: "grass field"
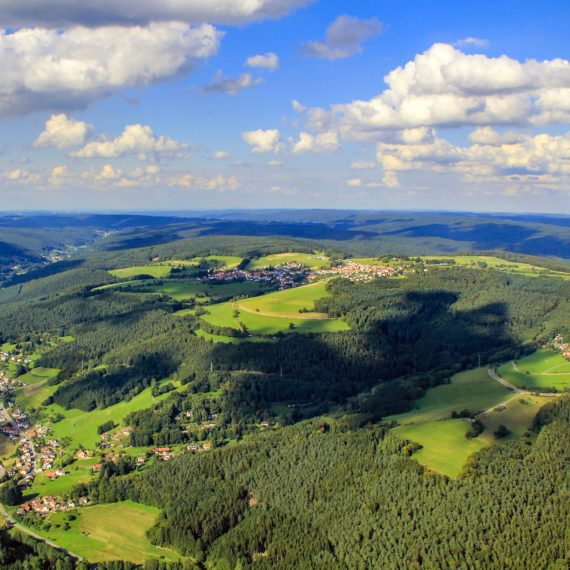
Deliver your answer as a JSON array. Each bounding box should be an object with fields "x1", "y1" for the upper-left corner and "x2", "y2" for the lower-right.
[
  {"x1": 183, "y1": 255, "x2": 243, "y2": 269},
  {"x1": 247, "y1": 252, "x2": 330, "y2": 270},
  {"x1": 97, "y1": 278, "x2": 271, "y2": 302},
  {"x1": 201, "y1": 282, "x2": 349, "y2": 336},
  {"x1": 396, "y1": 420, "x2": 488, "y2": 478},
  {"x1": 109, "y1": 265, "x2": 172, "y2": 279},
  {"x1": 478, "y1": 393, "x2": 554, "y2": 444},
  {"x1": 45, "y1": 385, "x2": 172, "y2": 449},
  {"x1": 391, "y1": 368, "x2": 516, "y2": 478},
  {"x1": 39, "y1": 501, "x2": 180, "y2": 563},
  {"x1": 422, "y1": 255, "x2": 570, "y2": 280},
  {"x1": 12, "y1": 368, "x2": 61, "y2": 410},
  {"x1": 392, "y1": 368, "x2": 511, "y2": 425},
  {"x1": 30, "y1": 458, "x2": 99, "y2": 498},
  {"x1": 497, "y1": 350, "x2": 570, "y2": 390}
]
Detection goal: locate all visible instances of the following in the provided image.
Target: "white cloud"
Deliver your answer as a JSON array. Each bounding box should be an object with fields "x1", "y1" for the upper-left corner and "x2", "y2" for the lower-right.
[
  {"x1": 33, "y1": 114, "x2": 92, "y2": 149},
  {"x1": 454, "y1": 37, "x2": 489, "y2": 48},
  {"x1": 95, "y1": 164, "x2": 122, "y2": 180},
  {"x1": 376, "y1": 128, "x2": 570, "y2": 189},
  {"x1": 351, "y1": 160, "x2": 376, "y2": 170},
  {"x1": 346, "y1": 177, "x2": 362, "y2": 187},
  {"x1": 305, "y1": 15, "x2": 382, "y2": 60},
  {"x1": 291, "y1": 131, "x2": 339, "y2": 153},
  {"x1": 246, "y1": 52, "x2": 279, "y2": 71},
  {"x1": 71, "y1": 124, "x2": 188, "y2": 159},
  {"x1": 242, "y1": 129, "x2": 282, "y2": 153},
  {"x1": 205, "y1": 72, "x2": 262, "y2": 95},
  {"x1": 166, "y1": 173, "x2": 240, "y2": 191},
  {"x1": 268, "y1": 160, "x2": 285, "y2": 167},
  {"x1": 212, "y1": 151, "x2": 229, "y2": 160},
  {"x1": 0, "y1": 0, "x2": 312, "y2": 27},
  {"x1": 294, "y1": 43, "x2": 570, "y2": 142},
  {"x1": 0, "y1": 22, "x2": 221, "y2": 116}
]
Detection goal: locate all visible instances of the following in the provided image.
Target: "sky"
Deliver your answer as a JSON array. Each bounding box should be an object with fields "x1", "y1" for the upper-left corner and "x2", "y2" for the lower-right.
[{"x1": 0, "y1": 0, "x2": 569, "y2": 213}]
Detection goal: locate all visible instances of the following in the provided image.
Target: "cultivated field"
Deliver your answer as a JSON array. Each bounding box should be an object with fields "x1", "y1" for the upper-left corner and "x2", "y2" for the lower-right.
[{"x1": 497, "y1": 350, "x2": 570, "y2": 390}]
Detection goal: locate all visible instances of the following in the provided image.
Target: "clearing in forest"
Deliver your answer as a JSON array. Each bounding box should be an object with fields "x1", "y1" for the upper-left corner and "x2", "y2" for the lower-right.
[
  {"x1": 247, "y1": 252, "x2": 330, "y2": 270},
  {"x1": 391, "y1": 368, "x2": 553, "y2": 478}
]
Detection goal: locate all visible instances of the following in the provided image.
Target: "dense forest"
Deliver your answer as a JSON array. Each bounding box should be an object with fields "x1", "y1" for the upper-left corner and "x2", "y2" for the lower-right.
[{"x1": 78, "y1": 396, "x2": 570, "y2": 569}]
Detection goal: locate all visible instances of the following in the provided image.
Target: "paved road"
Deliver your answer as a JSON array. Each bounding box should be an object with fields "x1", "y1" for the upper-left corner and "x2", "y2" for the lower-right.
[{"x1": 488, "y1": 367, "x2": 524, "y2": 394}]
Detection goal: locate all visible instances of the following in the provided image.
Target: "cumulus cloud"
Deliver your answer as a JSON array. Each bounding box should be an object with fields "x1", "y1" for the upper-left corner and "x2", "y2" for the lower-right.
[
  {"x1": 205, "y1": 72, "x2": 262, "y2": 95},
  {"x1": 290, "y1": 131, "x2": 339, "y2": 153},
  {"x1": 346, "y1": 178, "x2": 362, "y2": 187},
  {"x1": 71, "y1": 124, "x2": 188, "y2": 159},
  {"x1": 0, "y1": 22, "x2": 221, "y2": 116},
  {"x1": 242, "y1": 129, "x2": 282, "y2": 153},
  {"x1": 246, "y1": 52, "x2": 279, "y2": 71},
  {"x1": 33, "y1": 114, "x2": 92, "y2": 149},
  {"x1": 0, "y1": 0, "x2": 312, "y2": 27},
  {"x1": 294, "y1": 43, "x2": 570, "y2": 141},
  {"x1": 212, "y1": 151, "x2": 229, "y2": 160},
  {"x1": 305, "y1": 15, "x2": 382, "y2": 60},
  {"x1": 376, "y1": 128, "x2": 570, "y2": 188},
  {"x1": 166, "y1": 173, "x2": 240, "y2": 191}
]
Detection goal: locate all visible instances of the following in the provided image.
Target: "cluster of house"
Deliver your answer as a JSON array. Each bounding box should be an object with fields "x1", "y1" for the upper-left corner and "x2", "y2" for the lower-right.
[
  {"x1": 0, "y1": 348, "x2": 31, "y2": 366},
  {"x1": 152, "y1": 447, "x2": 176, "y2": 460},
  {"x1": 547, "y1": 335, "x2": 570, "y2": 360},
  {"x1": 0, "y1": 374, "x2": 26, "y2": 396},
  {"x1": 203, "y1": 263, "x2": 309, "y2": 290},
  {"x1": 16, "y1": 495, "x2": 90, "y2": 517},
  {"x1": 310, "y1": 260, "x2": 401, "y2": 283},
  {"x1": 187, "y1": 442, "x2": 212, "y2": 453},
  {"x1": 1, "y1": 405, "x2": 31, "y2": 438}
]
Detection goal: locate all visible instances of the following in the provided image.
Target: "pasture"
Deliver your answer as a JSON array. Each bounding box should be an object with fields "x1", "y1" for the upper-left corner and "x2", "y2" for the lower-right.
[
  {"x1": 97, "y1": 278, "x2": 270, "y2": 302},
  {"x1": 395, "y1": 420, "x2": 488, "y2": 478},
  {"x1": 46, "y1": 384, "x2": 174, "y2": 449},
  {"x1": 247, "y1": 252, "x2": 330, "y2": 270},
  {"x1": 41, "y1": 501, "x2": 180, "y2": 563},
  {"x1": 109, "y1": 265, "x2": 172, "y2": 279},
  {"x1": 392, "y1": 368, "x2": 515, "y2": 478},
  {"x1": 392, "y1": 368, "x2": 511, "y2": 425},
  {"x1": 12, "y1": 368, "x2": 61, "y2": 410},
  {"x1": 497, "y1": 350, "x2": 570, "y2": 390},
  {"x1": 30, "y1": 457, "x2": 99, "y2": 498},
  {"x1": 201, "y1": 282, "x2": 349, "y2": 336},
  {"x1": 422, "y1": 255, "x2": 570, "y2": 280}
]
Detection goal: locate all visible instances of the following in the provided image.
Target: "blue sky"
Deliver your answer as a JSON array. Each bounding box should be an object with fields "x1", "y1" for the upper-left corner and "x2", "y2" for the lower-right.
[{"x1": 0, "y1": 0, "x2": 569, "y2": 212}]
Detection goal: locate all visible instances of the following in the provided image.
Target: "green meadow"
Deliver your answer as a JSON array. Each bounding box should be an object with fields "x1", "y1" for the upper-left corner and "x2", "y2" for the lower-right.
[
  {"x1": 39, "y1": 501, "x2": 181, "y2": 563},
  {"x1": 108, "y1": 265, "x2": 172, "y2": 279},
  {"x1": 393, "y1": 368, "x2": 511, "y2": 425},
  {"x1": 201, "y1": 282, "x2": 349, "y2": 336},
  {"x1": 391, "y1": 368, "x2": 515, "y2": 478},
  {"x1": 45, "y1": 385, "x2": 173, "y2": 449},
  {"x1": 247, "y1": 252, "x2": 330, "y2": 270},
  {"x1": 422, "y1": 255, "x2": 570, "y2": 280},
  {"x1": 97, "y1": 278, "x2": 270, "y2": 302},
  {"x1": 12, "y1": 368, "x2": 61, "y2": 410},
  {"x1": 497, "y1": 350, "x2": 570, "y2": 390},
  {"x1": 30, "y1": 458, "x2": 100, "y2": 498},
  {"x1": 396, "y1": 420, "x2": 488, "y2": 479}
]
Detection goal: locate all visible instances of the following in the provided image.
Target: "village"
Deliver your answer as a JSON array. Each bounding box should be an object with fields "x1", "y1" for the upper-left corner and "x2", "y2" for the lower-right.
[
  {"x1": 202, "y1": 258, "x2": 403, "y2": 290},
  {"x1": 545, "y1": 334, "x2": 570, "y2": 360}
]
